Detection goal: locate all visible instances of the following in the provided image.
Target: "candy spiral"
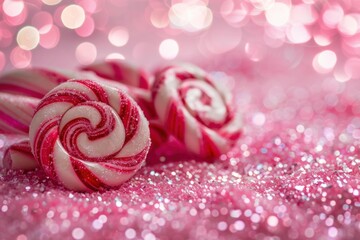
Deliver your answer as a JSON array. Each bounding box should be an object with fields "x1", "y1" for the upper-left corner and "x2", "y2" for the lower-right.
[
  {"x1": 29, "y1": 79, "x2": 150, "y2": 191},
  {"x1": 152, "y1": 65, "x2": 242, "y2": 157},
  {"x1": 79, "y1": 66, "x2": 168, "y2": 148}
]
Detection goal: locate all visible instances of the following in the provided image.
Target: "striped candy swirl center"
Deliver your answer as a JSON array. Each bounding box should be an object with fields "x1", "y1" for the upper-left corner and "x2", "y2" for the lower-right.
[
  {"x1": 178, "y1": 80, "x2": 228, "y2": 129},
  {"x1": 59, "y1": 101, "x2": 125, "y2": 161}
]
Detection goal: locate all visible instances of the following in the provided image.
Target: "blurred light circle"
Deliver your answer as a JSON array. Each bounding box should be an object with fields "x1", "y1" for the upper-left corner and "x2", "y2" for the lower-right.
[
  {"x1": 78, "y1": 0, "x2": 97, "y2": 13},
  {"x1": 108, "y1": 27, "x2": 129, "y2": 47},
  {"x1": 75, "y1": 16, "x2": 95, "y2": 37},
  {"x1": 322, "y1": 5, "x2": 344, "y2": 28},
  {"x1": 291, "y1": 4, "x2": 317, "y2": 25},
  {"x1": 3, "y1": 0, "x2": 24, "y2": 17},
  {"x1": 313, "y1": 34, "x2": 332, "y2": 46},
  {"x1": 4, "y1": 7, "x2": 27, "y2": 26},
  {"x1": 40, "y1": 25, "x2": 60, "y2": 49},
  {"x1": 312, "y1": 50, "x2": 337, "y2": 74},
  {"x1": 286, "y1": 24, "x2": 311, "y2": 44},
  {"x1": 42, "y1": 0, "x2": 62, "y2": 5},
  {"x1": 32, "y1": 11, "x2": 53, "y2": 34},
  {"x1": 61, "y1": 5, "x2": 86, "y2": 29},
  {"x1": 76, "y1": 42, "x2": 97, "y2": 65},
  {"x1": 265, "y1": 2, "x2": 291, "y2": 27},
  {"x1": 220, "y1": 0, "x2": 249, "y2": 27},
  {"x1": 338, "y1": 15, "x2": 358, "y2": 36},
  {"x1": 17, "y1": 26, "x2": 40, "y2": 50},
  {"x1": 344, "y1": 58, "x2": 360, "y2": 79},
  {"x1": 10, "y1": 47, "x2": 32, "y2": 68},
  {"x1": 0, "y1": 52, "x2": 5, "y2": 72},
  {"x1": 251, "y1": 0, "x2": 274, "y2": 11},
  {"x1": 106, "y1": 53, "x2": 125, "y2": 60},
  {"x1": 159, "y1": 39, "x2": 179, "y2": 60},
  {"x1": 150, "y1": 10, "x2": 169, "y2": 29},
  {"x1": 169, "y1": 2, "x2": 212, "y2": 32}
]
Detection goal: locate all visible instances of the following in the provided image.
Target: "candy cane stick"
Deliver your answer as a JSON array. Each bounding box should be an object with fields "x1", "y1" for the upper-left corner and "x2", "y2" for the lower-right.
[
  {"x1": 80, "y1": 60, "x2": 152, "y2": 89},
  {"x1": 0, "y1": 68, "x2": 70, "y2": 98},
  {"x1": 29, "y1": 79, "x2": 151, "y2": 191},
  {"x1": 0, "y1": 93, "x2": 39, "y2": 134},
  {"x1": 152, "y1": 65, "x2": 242, "y2": 158}
]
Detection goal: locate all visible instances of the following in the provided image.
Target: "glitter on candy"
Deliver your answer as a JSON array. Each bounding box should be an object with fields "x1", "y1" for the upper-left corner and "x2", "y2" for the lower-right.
[{"x1": 1, "y1": 57, "x2": 360, "y2": 239}]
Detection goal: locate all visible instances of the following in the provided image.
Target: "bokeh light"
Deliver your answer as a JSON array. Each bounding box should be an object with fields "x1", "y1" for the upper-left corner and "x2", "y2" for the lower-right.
[
  {"x1": 169, "y1": 1, "x2": 213, "y2": 32},
  {"x1": 313, "y1": 50, "x2": 337, "y2": 74},
  {"x1": 10, "y1": 47, "x2": 32, "y2": 68},
  {"x1": 42, "y1": 0, "x2": 62, "y2": 6},
  {"x1": 76, "y1": 42, "x2": 97, "y2": 65},
  {"x1": 61, "y1": 5, "x2": 86, "y2": 29},
  {"x1": 3, "y1": 0, "x2": 24, "y2": 17},
  {"x1": 265, "y1": 2, "x2": 291, "y2": 27},
  {"x1": 16, "y1": 26, "x2": 40, "y2": 50},
  {"x1": 108, "y1": 27, "x2": 129, "y2": 47},
  {"x1": 39, "y1": 25, "x2": 60, "y2": 49},
  {"x1": 106, "y1": 53, "x2": 125, "y2": 60},
  {"x1": 159, "y1": 39, "x2": 179, "y2": 60}
]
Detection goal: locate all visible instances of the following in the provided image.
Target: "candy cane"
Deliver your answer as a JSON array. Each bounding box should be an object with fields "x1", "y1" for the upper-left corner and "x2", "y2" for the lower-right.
[
  {"x1": 0, "y1": 68, "x2": 70, "y2": 98},
  {"x1": 29, "y1": 79, "x2": 151, "y2": 191},
  {"x1": 152, "y1": 65, "x2": 242, "y2": 158},
  {"x1": 81, "y1": 60, "x2": 151, "y2": 89},
  {"x1": 0, "y1": 93, "x2": 39, "y2": 134}
]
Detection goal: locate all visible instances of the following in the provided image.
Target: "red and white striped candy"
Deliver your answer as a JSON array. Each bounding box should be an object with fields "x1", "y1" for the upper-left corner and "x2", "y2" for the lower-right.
[
  {"x1": 0, "y1": 68, "x2": 70, "y2": 98},
  {"x1": 78, "y1": 70, "x2": 168, "y2": 148},
  {"x1": 81, "y1": 60, "x2": 151, "y2": 89},
  {"x1": 152, "y1": 65, "x2": 242, "y2": 158},
  {"x1": 29, "y1": 79, "x2": 151, "y2": 191},
  {"x1": 0, "y1": 93, "x2": 39, "y2": 134},
  {"x1": 1, "y1": 137, "x2": 37, "y2": 170}
]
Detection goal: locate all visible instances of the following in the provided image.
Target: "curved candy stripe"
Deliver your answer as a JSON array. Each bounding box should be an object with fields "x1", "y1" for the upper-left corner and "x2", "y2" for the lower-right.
[
  {"x1": 0, "y1": 68, "x2": 70, "y2": 98},
  {"x1": 2, "y1": 139, "x2": 37, "y2": 170},
  {"x1": 29, "y1": 79, "x2": 150, "y2": 191},
  {"x1": 152, "y1": 65, "x2": 242, "y2": 158},
  {"x1": 0, "y1": 93, "x2": 39, "y2": 134},
  {"x1": 81, "y1": 60, "x2": 151, "y2": 89},
  {"x1": 76, "y1": 72, "x2": 169, "y2": 148}
]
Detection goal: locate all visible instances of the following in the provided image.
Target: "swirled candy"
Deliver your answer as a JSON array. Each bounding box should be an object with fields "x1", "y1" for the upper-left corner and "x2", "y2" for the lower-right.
[
  {"x1": 29, "y1": 79, "x2": 151, "y2": 191},
  {"x1": 152, "y1": 65, "x2": 242, "y2": 158}
]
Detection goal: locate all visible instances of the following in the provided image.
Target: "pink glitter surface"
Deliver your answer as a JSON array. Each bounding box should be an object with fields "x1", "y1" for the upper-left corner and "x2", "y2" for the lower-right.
[{"x1": 1, "y1": 0, "x2": 360, "y2": 240}]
